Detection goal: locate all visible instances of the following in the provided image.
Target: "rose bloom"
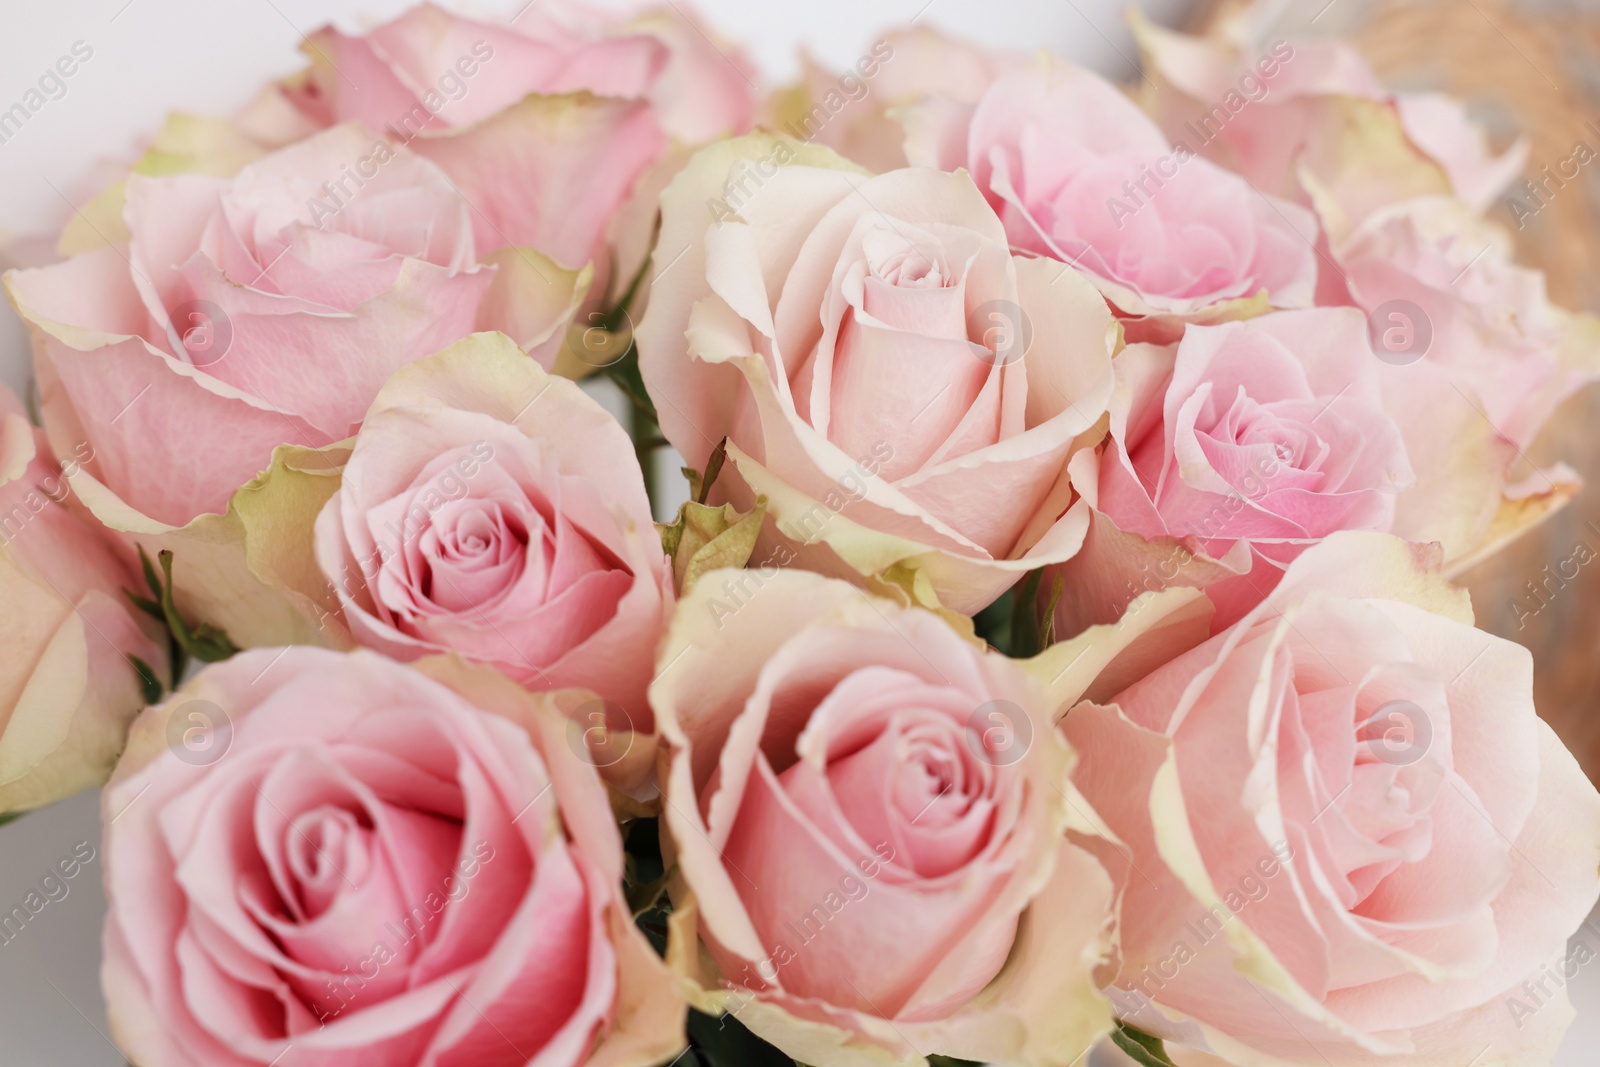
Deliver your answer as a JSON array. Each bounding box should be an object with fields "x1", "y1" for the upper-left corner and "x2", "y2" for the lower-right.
[
  {"x1": 4, "y1": 123, "x2": 491, "y2": 529},
  {"x1": 0, "y1": 385, "x2": 166, "y2": 814},
  {"x1": 1047, "y1": 308, "x2": 1415, "y2": 634},
  {"x1": 653, "y1": 567, "x2": 1115, "y2": 1065},
  {"x1": 1336, "y1": 197, "x2": 1599, "y2": 454},
  {"x1": 276, "y1": 0, "x2": 755, "y2": 298},
  {"x1": 1063, "y1": 533, "x2": 1600, "y2": 1067},
  {"x1": 102, "y1": 647, "x2": 683, "y2": 1067},
  {"x1": 902, "y1": 53, "x2": 1318, "y2": 333},
  {"x1": 315, "y1": 332, "x2": 670, "y2": 727},
  {"x1": 636, "y1": 134, "x2": 1115, "y2": 615}
]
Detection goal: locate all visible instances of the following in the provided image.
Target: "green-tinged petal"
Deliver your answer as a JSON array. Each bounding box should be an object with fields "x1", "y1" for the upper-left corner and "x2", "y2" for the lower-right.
[
  {"x1": 68, "y1": 443, "x2": 350, "y2": 651},
  {"x1": 475, "y1": 246, "x2": 591, "y2": 371},
  {"x1": 1296, "y1": 97, "x2": 1451, "y2": 246},
  {"x1": 58, "y1": 113, "x2": 270, "y2": 257},
  {"x1": 659, "y1": 497, "x2": 767, "y2": 595},
  {"x1": 1025, "y1": 586, "x2": 1213, "y2": 717}
]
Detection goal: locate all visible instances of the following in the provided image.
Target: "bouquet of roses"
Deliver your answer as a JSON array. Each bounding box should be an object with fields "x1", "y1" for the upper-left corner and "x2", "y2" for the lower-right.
[{"x1": 3, "y1": 2, "x2": 1599, "y2": 1065}]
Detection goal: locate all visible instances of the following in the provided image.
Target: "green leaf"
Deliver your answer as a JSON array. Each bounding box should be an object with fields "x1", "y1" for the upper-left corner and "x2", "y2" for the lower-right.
[
  {"x1": 132, "y1": 545, "x2": 241, "y2": 682},
  {"x1": 122, "y1": 588, "x2": 165, "y2": 624},
  {"x1": 128, "y1": 655, "x2": 163, "y2": 704},
  {"x1": 186, "y1": 622, "x2": 240, "y2": 663},
  {"x1": 1111, "y1": 1022, "x2": 1179, "y2": 1067},
  {"x1": 0, "y1": 810, "x2": 27, "y2": 828},
  {"x1": 927, "y1": 1057, "x2": 985, "y2": 1067},
  {"x1": 155, "y1": 550, "x2": 240, "y2": 663},
  {"x1": 138, "y1": 544, "x2": 163, "y2": 600}
]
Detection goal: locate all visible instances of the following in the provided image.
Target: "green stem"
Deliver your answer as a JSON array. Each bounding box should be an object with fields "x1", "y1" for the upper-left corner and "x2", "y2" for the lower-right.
[{"x1": 631, "y1": 397, "x2": 662, "y2": 517}]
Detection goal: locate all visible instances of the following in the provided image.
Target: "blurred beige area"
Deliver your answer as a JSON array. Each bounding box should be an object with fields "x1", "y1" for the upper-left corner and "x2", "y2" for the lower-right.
[{"x1": 1197, "y1": 0, "x2": 1600, "y2": 779}]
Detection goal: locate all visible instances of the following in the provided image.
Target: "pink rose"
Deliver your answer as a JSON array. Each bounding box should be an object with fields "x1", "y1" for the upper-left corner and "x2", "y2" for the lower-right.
[
  {"x1": 315, "y1": 332, "x2": 670, "y2": 728},
  {"x1": 102, "y1": 647, "x2": 683, "y2": 1067},
  {"x1": 1337, "y1": 197, "x2": 1598, "y2": 453},
  {"x1": 653, "y1": 567, "x2": 1115, "y2": 1065},
  {"x1": 281, "y1": 1, "x2": 753, "y2": 298},
  {"x1": 904, "y1": 55, "x2": 1318, "y2": 333},
  {"x1": 4, "y1": 123, "x2": 491, "y2": 528},
  {"x1": 1064, "y1": 533, "x2": 1600, "y2": 1066},
  {"x1": 0, "y1": 385, "x2": 167, "y2": 813},
  {"x1": 1048, "y1": 308, "x2": 1415, "y2": 633},
  {"x1": 636, "y1": 135, "x2": 1115, "y2": 614}
]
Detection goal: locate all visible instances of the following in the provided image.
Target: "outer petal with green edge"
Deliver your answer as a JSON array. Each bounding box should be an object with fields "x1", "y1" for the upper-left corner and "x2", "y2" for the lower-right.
[
  {"x1": 56, "y1": 112, "x2": 274, "y2": 259},
  {"x1": 68, "y1": 441, "x2": 349, "y2": 652},
  {"x1": 473, "y1": 245, "x2": 592, "y2": 371}
]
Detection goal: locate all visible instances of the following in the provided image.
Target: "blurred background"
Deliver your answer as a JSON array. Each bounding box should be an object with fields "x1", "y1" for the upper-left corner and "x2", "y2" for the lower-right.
[{"x1": 1, "y1": 0, "x2": 1598, "y2": 1064}]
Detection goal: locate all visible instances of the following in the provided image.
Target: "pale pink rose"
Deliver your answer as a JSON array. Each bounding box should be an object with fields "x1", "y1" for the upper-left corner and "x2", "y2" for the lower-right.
[
  {"x1": 1047, "y1": 308, "x2": 1415, "y2": 633},
  {"x1": 1336, "y1": 197, "x2": 1597, "y2": 453},
  {"x1": 636, "y1": 135, "x2": 1115, "y2": 615},
  {"x1": 1064, "y1": 533, "x2": 1600, "y2": 1067},
  {"x1": 4, "y1": 123, "x2": 492, "y2": 528},
  {"x1": 902, "y1": 54, "x2": 1318, "y2": 333},
  {"x1": 653, "y1": 567, "x2": 1115, "y2": 1065},
  {"x1": 281, "y1": 1, "x2": 753, "y2": 295},
  {"x1": 315, "y1": 333, "x2": 670, "y2": 726},
  {"x1": 0, "y1": 386, "x2": 167, "y2": 813},
  {"x1": 102, "y1": 647, "x2": 684, "y2": 1067},
  {"x1": 1132, "y1": 16, "x2": 1527, "y2": 216}
]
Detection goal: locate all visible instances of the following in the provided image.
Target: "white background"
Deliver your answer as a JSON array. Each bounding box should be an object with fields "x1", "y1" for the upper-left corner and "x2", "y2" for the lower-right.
[{"x1": 0, "y1": 1, "x2": 1595, "y2": 1065}]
